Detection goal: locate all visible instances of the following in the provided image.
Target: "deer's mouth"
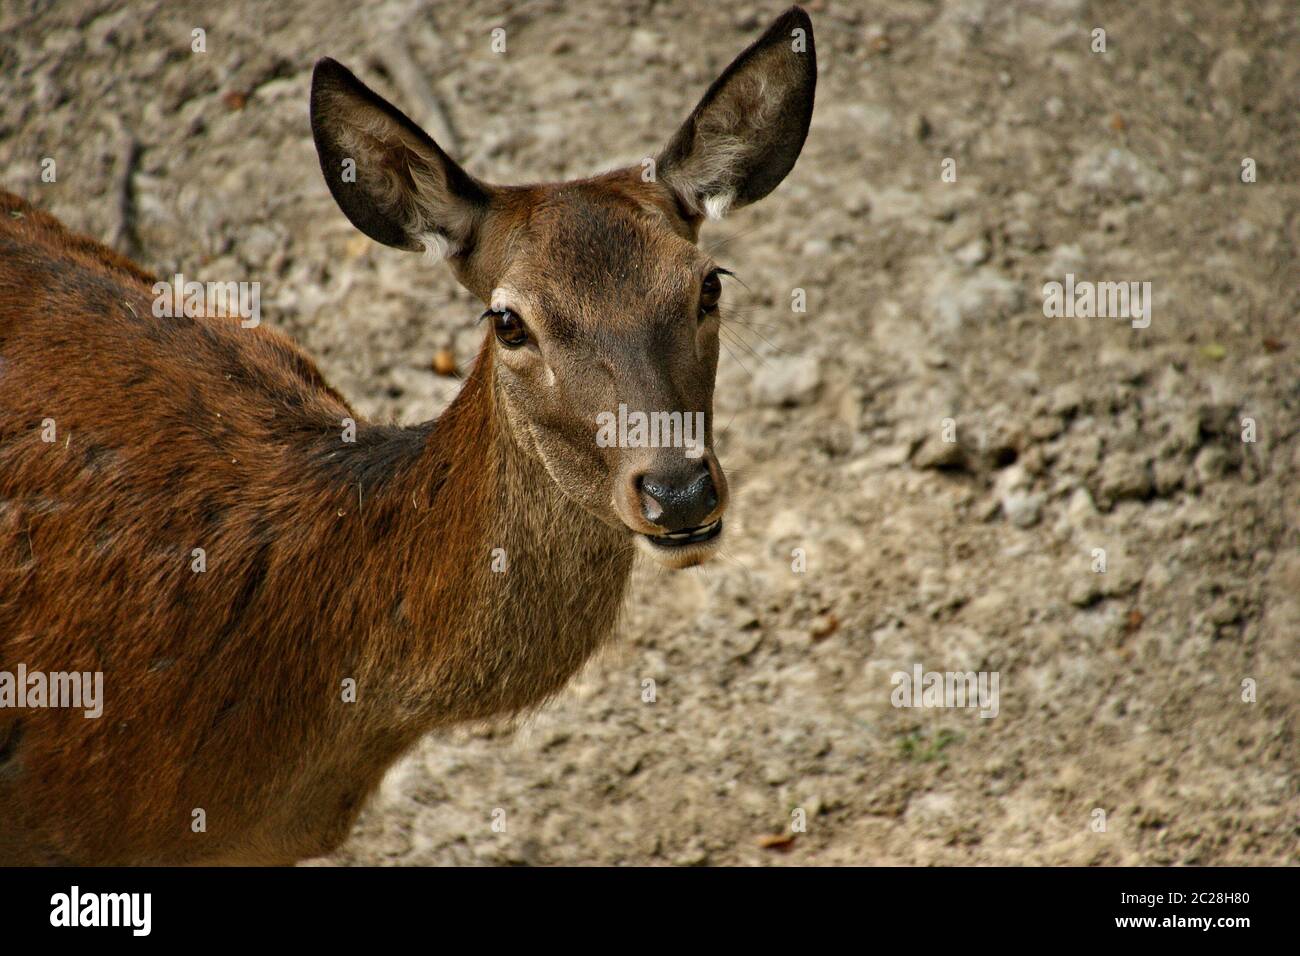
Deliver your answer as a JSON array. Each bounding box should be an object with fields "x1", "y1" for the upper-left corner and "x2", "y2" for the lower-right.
[
  {"x1": 635, "y1": 518, "x2": 724, "y2": 569},
  {"x1": 642, "y1": 518, "x2": 723, "y2": 549}
]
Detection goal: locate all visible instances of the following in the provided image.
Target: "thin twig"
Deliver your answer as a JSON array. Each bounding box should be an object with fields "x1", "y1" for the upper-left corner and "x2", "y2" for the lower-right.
[
  {"x1": 106, "y1": 115, "x2": 141, "y2": 258},
  {"x1": 379, "y1": 34, "x2": 461, "y2": 155}
]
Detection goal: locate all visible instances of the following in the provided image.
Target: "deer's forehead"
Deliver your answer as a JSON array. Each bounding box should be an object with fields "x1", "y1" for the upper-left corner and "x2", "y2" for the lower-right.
[{"x1": 502, "y1": 193, "x2": 700, "y2": 329}]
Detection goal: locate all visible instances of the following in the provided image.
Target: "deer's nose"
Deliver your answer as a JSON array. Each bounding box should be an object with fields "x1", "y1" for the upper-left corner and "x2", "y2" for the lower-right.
[{"x1": 637, "y1": 465, "x2": 718, "y2": 531}]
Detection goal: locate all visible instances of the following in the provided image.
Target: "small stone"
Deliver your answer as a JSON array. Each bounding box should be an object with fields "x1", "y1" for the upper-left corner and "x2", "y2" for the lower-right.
[
  {"x1": 627, "y1": 29, "x2": 663, "y2": 60},
  {"x1": 672, "y1": 841, "x2": 710, "y2": 866},
  {"x1": 1097, "y1": 452, "x2": 1152, "y2": 503},
  {"x1": 994, "y1": 463, "x2": 1030, "y2": 494},
  {"x1": 1048, "y1": 382, "x2": 1085, "y2": 417},
  {"x1": 922, "y1": 352, "x2": 950, "y2": 369},
  {"x1": 1153, "y1": 459, "x2": 1184, "y2": 497},
  {"x1": 1003, "y1": 218, "x2": 1042, "y2": 251},
  {"x1": 926, "y1": 268, "x2": 1023, "y2": 333},
  {"x1": 1207, "y1": 595, "x2": 1242, "y2": 627},
  {"x1": 1071, "y1": 146, "x2": 1171, "y2": 201},
  {"x1": 1020, "y1": 445, "x2": 1047, "y2": 476},
  {"x1": 1169, "y1": 410, "x2": 1204, "y2": 451},
  {"x1": 1098, "y1": 207, "x2": 1129, "y2": 233},
  {"x1": 1029, "y1": 415, "x2": 1066, "y2": 441},
  {"x1": 762, "y1": 761, "x2": 790, "y2": 785},
  {"x1": 1065, "y1": 486, "x2": 1098, "y2": 524},
  {"x1": 1193, "y1": 445, "x2": 1230, "y2": 484},
  {"x1": 1207, "y1": 48, "x2": 1251, "y2": 101},
  {"x1": 1043, "y1": 243, "x2": 1086, "y2": 279},
  {"x1": 1061, "y1": 432, "x2": 1104, "y2": 478},
  {"x1": 954, "y1": 238, "x2": 990, "y2": 267},
  {"x1": 912, "y1": 434, "x2": 967, "y2": 471},
  {"x1": 751, "y1": 355, "x2": 822, "y2": 407},
  {"x1": 1068, "y1": 577, "x2": 1103, "y2": 608},
  {"x1": 1002, "y1": 491, "x2": 1043, "y2": 528}
]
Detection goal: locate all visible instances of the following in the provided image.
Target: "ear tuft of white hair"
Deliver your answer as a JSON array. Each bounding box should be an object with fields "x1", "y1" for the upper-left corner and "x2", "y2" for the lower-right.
[
  {"x1": 419, "y1": 232, "x2": 457, "y2": 261},
  {"x1": 703, "y1": 191, "x2": 735, "y2": 221}
]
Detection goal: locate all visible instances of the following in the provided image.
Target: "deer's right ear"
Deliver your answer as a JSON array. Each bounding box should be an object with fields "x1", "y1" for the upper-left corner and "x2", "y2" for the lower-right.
[
  {"x1": 656, "y1": 6, "x2": 816, "y2": 222},
  {"x1": 310, "y1": 58, "x2": 491, "y2": 256}
]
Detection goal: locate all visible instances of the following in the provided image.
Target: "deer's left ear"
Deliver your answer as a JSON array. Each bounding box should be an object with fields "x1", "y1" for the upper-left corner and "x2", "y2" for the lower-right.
[{"x1": 656, "y1": 6, "x2": 816, "y2": 222}]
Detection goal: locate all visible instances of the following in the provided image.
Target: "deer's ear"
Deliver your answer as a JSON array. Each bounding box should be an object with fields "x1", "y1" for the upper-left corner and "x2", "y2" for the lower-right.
[
  {"x1": 656, "y1": 6, "x2": 816, "y2": 221},
  {"x1": 310, "y1": 58, "x2": 491, "y2": 255}
]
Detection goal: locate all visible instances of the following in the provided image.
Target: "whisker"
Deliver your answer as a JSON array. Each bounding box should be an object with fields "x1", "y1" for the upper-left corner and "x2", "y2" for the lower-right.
[
  {"x1": 714, "y1": 546, "x2": 761, "y2": 585},
  {"x1": 720, "y1": 325, "x2": 769, "y2": 369},
  {"x1": 715, "y1": 409, "x2": 740, "y2": 437},
  {"x1": 720, "y1": 270, "x2": 752, "y2": 294},
  {"x1": 722, "y1": 315, "x2": 788, "y2": 357},
  {"x1": 717, "y1": 332, "x2": 752, "y2": 378},
  {"x1": 703, "y1": 222, "x2": 767, "y2": 257}
]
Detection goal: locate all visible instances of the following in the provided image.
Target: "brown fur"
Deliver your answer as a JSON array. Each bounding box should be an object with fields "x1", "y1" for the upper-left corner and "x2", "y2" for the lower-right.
[
  {"x1": 0, "y1": 188, "x2": 634, "y2": 864},
  {"x1": 0, "y1": 7, "x2": 814, "y2": 865}
]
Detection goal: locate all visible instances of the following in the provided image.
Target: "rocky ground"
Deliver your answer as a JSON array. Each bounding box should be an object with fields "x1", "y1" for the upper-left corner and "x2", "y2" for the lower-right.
[{"x1": 1, "y1": 0, "x2": 1295, "y2": 864}]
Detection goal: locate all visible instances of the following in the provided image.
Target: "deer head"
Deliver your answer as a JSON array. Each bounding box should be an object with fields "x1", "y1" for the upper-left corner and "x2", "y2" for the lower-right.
[{"x1": 310, "y1": 7, "x2": 816, "y2": 569}]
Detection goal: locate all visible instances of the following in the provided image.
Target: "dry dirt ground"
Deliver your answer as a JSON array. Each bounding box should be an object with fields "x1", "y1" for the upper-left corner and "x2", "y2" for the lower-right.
[{"x1": 1, "y1": 0, "x2": 1296, "y2": 865}]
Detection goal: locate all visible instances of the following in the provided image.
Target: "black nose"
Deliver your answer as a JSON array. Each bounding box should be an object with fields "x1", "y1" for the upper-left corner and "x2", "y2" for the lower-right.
[{"x1": 638, "y1": 465, "x2": 718, "y2": 531}]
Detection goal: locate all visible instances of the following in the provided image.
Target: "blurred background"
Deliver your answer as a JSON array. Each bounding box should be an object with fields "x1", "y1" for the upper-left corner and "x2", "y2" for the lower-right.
[{"x1": 1, "y1": 0, "x2": 1295, "y2": 864}]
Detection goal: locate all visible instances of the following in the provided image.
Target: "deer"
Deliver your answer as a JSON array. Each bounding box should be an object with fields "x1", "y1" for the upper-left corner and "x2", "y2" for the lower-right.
[{"x1": 0, "y1": 7, "x2": 816, "y2": 865}]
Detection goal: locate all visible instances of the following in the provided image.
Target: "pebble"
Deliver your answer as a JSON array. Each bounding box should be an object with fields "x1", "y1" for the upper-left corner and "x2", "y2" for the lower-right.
[
  {"x1": 1002, "y1": 490, "x2": 1044, "y2": 528},
  {"x1": 1193, "y1": 446, "x2": 1230, "y2": 484},
  {"x1": 1097, "y1": 452, "x2": 1153, "y2": 503},
  {"x1": 1065, "y1": 486, "x2": 1098, "y2": 524},
  {"x1": 1068, "y1": 577, "x2": 1103, "y2": 607},
  {"x1": 954, "y1": 238, "x2": 990, "y2": 267},
  {"x1": 1070, "y1": 146, "x2": 1171, "y2": 200},
  {"x1": 751, "y1": 355, "x2": 822, "y2": 407},
  {"x1": 911, "y1": 433, "x2": 967, "y2": 471},
  {"x1": 926, "y1": 268, "x2": 1023, "y2": 333}
]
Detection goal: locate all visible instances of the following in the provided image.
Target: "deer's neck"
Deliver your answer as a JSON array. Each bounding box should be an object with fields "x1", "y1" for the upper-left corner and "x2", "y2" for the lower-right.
[{"x1": 344, "y1": 347, "x2": 635, "y2": 734}]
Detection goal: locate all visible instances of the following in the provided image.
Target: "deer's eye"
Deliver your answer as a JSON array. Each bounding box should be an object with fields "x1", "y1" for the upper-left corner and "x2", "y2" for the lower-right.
[
  {"x1": 490, "y1": 309, "x2": 530, "y2": 348},
  {"x1": 699, "y1": 270, "x2": 723, "y2": 317}
]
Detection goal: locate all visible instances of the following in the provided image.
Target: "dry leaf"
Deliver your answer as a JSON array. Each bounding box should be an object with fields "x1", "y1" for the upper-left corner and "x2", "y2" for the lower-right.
[
  {"x1": 432, "y1": 348, "x2": 459, "y2": 377},
  {"x1": 810, "y1": 613, "x2": 839, "y2": 641},
  {"x1": 756, "y1": 833, "x2": 796, "y2": 851}
]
